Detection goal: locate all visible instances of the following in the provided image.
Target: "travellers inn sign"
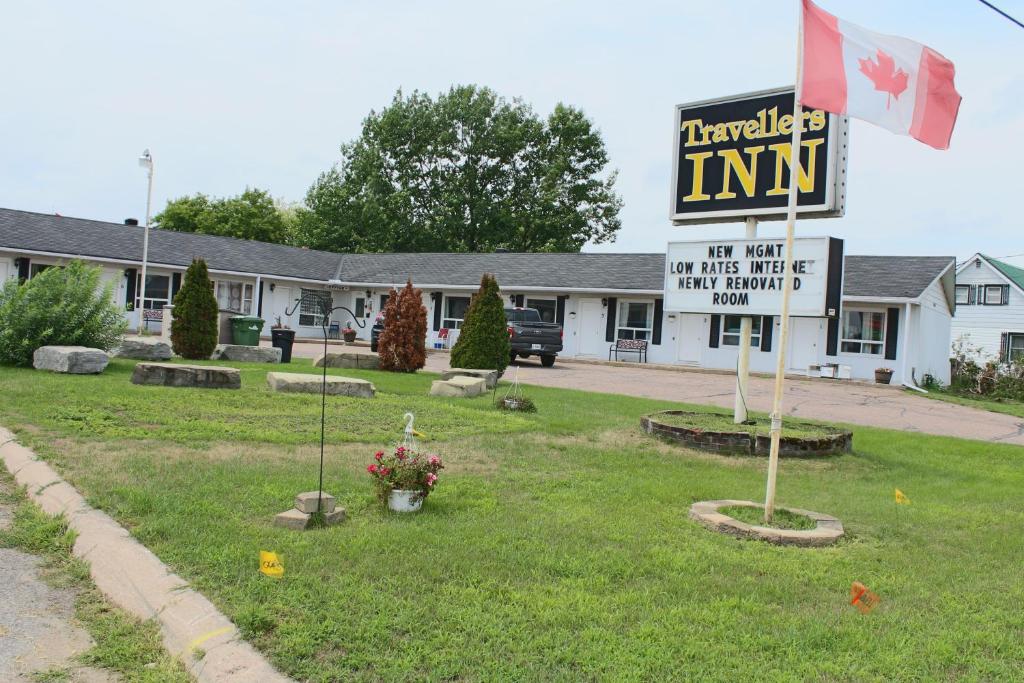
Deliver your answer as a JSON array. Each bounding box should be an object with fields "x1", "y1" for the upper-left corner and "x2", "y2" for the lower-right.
[{"x1": 670, "y1": 88, "x2": 848, "y2": 225}]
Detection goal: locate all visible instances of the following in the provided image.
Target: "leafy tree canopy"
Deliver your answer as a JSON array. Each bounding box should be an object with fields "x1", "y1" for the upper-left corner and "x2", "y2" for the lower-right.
[
  {"x1": 301, "y1": 85, "x2": 623, "y2": 253},
  {"x1": 155, "y1": 188, "x2": 297, "y2": 245}
]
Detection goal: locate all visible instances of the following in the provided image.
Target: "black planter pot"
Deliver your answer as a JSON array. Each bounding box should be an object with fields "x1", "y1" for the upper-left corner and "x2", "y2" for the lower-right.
[{"x1": 271, "y1": 328, "x2": 296, "y2": 363}]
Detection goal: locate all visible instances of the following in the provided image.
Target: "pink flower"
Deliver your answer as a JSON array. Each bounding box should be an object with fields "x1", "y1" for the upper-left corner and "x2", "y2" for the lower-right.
[
  {"x1": 374, "y1": 451, "x2": 384, "y2": 461},
  {"x1": 381, "y1": 467, "x2": 391, "y2": 477},
  {"x1": 426, "y1": 473, "x2": 438, "y2": 487},
  {"x1": 367, "y1": 463, "x2": 378, "y2": 474},
  {"x1": 396, "y1": 446, "x2": 406, "y2": 460},
  {"x1": 428, "y1": 455, "x2": 441, "y2": 467}
]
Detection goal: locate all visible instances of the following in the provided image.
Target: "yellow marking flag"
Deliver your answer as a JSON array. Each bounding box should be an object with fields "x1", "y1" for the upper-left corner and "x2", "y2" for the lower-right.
[
  {"x1": 894, "y1": 488, "x2": 910, "y2": 505},
  {"x1": 259, "y1": 551, "x2": 284, "y2": 578}
]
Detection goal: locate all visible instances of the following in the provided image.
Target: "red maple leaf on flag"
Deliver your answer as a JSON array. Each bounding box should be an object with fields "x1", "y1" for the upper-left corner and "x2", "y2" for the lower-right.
[{"x1": 858, "y1": 49, "x2": 908, "y2": 109}]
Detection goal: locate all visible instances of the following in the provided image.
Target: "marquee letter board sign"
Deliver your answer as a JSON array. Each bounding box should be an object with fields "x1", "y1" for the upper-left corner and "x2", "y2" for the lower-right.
[
  {"x1": 670, "y1": 88, "x2": 848, "y2": 225},
  {"x1": 664, "y1": 237, "x2": 844, "y2": 317}
]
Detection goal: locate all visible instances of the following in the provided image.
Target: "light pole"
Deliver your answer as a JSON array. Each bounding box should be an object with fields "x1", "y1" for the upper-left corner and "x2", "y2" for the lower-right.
[{"x1": 138, "y1": 149, "x2": 154, "y2": 332}]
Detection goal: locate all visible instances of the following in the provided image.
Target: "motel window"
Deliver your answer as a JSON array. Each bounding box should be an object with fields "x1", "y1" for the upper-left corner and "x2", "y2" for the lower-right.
[
  {"x1": 983, "y1": 285, "x2": 1007, "y2": 305},
  {"x1": 216, "y1": 281, "x2": 254, "y2": 314},
  {"x1": 355, "y1": 297, "x2": 366, "y2": 318},
  {"x1": 299, "y1": 289, "x2": 332, "y2": 327},
  {"x1": 954, "y1": 285, "x2": 971, "y2": 305},
  {"x1": 616, "y1": 301, "x2": 653, "y2": 340},
  {"x1": 840, "y1": 310, "x2": 886, "y2": 355},
  {"x1": 1008, "y1": 334, "x2": 1024, "y2": 362},
  {"x1": 29, "y1": 263, "x2": 56, "y2": 278},
  {"x1": 135, "y1": 273, "x2": 171, "y2": 311},
  {"x1": 721, "y1": 315, "x2": 762, "y2": 347},
  {"x1": 443, "y1": 296, "x2": 471, "y2": 329},
  {"x1": 526, "y1": 298, "x2": 557, "y2": 323}
]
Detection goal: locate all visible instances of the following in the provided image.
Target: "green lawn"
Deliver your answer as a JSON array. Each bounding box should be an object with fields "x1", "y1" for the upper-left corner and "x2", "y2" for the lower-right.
[
  {"x1": 651, "y1": 410, "x2": 836, "y2": 439},
  {"x1": 1, "y1": 358, "x2": 1022, "y2": 681},
  {"x1": 915, "y1": 387, "x2": 1024, "y2": 419}
]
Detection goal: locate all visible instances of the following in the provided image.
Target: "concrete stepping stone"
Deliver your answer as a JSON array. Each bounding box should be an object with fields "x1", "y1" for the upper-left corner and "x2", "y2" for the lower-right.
[
  {"x1": 32, "y1": 346, "x2": 109, "y2": 374},
  {"x1": 266, "y1": 371, "x2": 375, "y2": 398},
  {"x1": 131, "y1": 363, "x2": 241, "y2": 389},
  {"x1": 113, "y1": 336, "x2": 173, "y2": 361},
  {"x1": 312, "y1": 351, "x2": 380, "y2": 370},
  {"x1": 211, "y1": 344, "x2": 282, "y2": 363},
  {"x1": 430, "y1": 375, "x2": 486, "y2": 398},
  {"x1": 441, "y1": 367, "x2": 500, "y2": 389}
]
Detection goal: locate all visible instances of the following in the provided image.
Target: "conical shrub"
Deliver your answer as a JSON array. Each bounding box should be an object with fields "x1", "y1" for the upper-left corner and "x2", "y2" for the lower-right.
[
  {"x1": 378, "y1": 279, "x2": 427, "y2": 372},
  {"x1": 450, "y1": 273, "x2": 510, "y2": 373},
  {"x1": 171, "y1": 259, "x2": 219, "y2": 359}
]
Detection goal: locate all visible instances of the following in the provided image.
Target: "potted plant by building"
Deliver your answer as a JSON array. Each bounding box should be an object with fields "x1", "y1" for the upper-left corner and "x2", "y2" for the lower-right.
[
  {"x1": 875, "y1": 367, "x2": 895, "y2": 384},
  {"x1": 270, "y1": 316, "x2": 295, "y2": 363},
  {"x1": 342, "y1": 325, "x2": 357, "y2": 343},
  {"x1": 367, "y1": 445, "x2": 444, "y2": 512}
]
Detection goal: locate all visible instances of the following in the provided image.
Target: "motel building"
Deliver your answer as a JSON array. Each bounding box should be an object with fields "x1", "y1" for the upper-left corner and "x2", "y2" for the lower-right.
[{"x1": 0, "y1": 208, "x2": 955, "y2": 384}]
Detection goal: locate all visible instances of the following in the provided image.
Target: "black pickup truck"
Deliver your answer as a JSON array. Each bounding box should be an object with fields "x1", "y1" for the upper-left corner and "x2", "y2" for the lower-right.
[{"x1": 506, "y1": 307, "x2": 562, "y2": 367}]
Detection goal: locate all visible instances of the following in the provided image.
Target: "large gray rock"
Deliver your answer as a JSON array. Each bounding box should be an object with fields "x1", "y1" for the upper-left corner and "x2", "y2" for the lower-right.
[
  {"x1": 210, "y1": 344, "x2": 282, "y2": 363},
  {"x1": 131, "y1": 363, "x2": 241, "y2": 389},
  {"x1": 113, "y1": 336, "x2": 172, "y2": 361},
  {"x1": 312, "y1": 351, "x2": 380, "y2": 370},
  {"x1": 266, "y1": 372, "x2": 375, "y2": 398},
  {"x1": 441, "y1": 367, "x2": 500, "y2": 389},
  {"x1": 32, "y1": 346, "x2": 109, "y2": 374},
  {"x1": 429, "y1": 375, "x2": 486, "y2": 398}
]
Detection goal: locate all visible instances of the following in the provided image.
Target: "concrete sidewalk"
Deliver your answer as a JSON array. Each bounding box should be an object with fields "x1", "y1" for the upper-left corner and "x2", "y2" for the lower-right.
[{"x1": 281, "y1": 341, "x2": 1024, "y2": 446}]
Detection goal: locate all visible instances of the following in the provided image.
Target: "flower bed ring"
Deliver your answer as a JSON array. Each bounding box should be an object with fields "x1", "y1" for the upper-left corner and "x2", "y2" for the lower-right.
[
  {"x1": 641, "y1": 410, "x2": 852, "y2": 457},
  {"x1": 689, "y1": 499, "x2": 844, "y2": 547}
]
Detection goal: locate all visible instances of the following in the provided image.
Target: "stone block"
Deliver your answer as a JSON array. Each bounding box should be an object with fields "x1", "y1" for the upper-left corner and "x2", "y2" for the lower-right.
[
  {"x1": 441, "y1": 367, "x2": 500, "y2": 389},
  {"x1": 273, "y1": 507, "x2": 346, "y2": 530},
  {"x1": 211, "y1": 344, "x2": 282, "y2": 363},
  {"x1": 113, "y1": 336, "x2": 173, "y2": 361},
  {"x1": 131, "y1": 363, "x2": 241, "y2": 389},
  {"x1": 32, "y1": 346, "x2": 109, "y2": 374},
  {"x1": 266, "y1": 372, "x2": 375, "y2": 398},
  {"x1": 312, "y1": 351, "x2": 380, "y2": 370},
  {"x1": 294, "y1": 491, "x2": 336, "y2": 514},
  {"x1": 429, "y1": 375, "x2": 486, "y2": 398}
]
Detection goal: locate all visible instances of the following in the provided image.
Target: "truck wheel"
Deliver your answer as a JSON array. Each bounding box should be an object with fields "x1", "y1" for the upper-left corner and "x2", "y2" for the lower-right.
[
  {"x1": 541, "y1": 355, "x2": 556, "y2": 368},
  {"x1": 510, "y1": 352, "x2": 517, "y2": 363}
]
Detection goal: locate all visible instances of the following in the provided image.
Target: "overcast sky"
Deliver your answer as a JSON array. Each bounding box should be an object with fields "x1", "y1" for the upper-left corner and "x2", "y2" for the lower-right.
[{"x1": 2, "y1": 1, "x2": 1021, "y2": 263}]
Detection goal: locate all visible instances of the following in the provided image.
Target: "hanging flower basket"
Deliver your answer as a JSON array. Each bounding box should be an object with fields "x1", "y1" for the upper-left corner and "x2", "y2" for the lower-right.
[
  {"x1": 387, "y1": 489, "x2": 424, "y2": 512},
  {"x1": 367, "y1": 413, "x2": 443, "y2": 512},
  {"x1": 495, "y1": 367, "x2": 536, "y2": 412}
]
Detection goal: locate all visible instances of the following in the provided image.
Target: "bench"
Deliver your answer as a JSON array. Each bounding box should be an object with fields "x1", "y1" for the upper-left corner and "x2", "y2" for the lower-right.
[{"x1": 609, "y1": 338, "x2": 648, "y2": 363}]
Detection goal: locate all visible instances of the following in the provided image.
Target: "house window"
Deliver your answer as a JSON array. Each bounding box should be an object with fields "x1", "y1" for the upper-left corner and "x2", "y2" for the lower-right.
[
  {"x1": 30, "y1": 263, "x2": 55, "y2": 277},
  {"x1": 1009, "y1": 334, "x2": 1024, "y2": 362},
  {"x1": 841, "y1": 310, "x2": 886, "y2": 355},
  {"x1": 616, "y1": 301, "x2": 653, "y2": 340},
  {"x1": 299, "y1": 289, "x2": 332, "y2": 327},
  {"x1": 354, "y1": 297, "x2": 366, "y2": 319},
  {"x1": 443, "y1": 296, "x2": 471, "y2": 329},
  {"x1": 526, "y1": 298, "x2": 557, "y2": 323},
  {"x1": 135, "y1": 273, "x2": 171, "y2": 311},
  {"x1": 721, "y1": 315, "x2": 762, "y2": 347},
  {"x1": 955, "y1": 285, "x2": 971, "y2": 305},
  {"x1": 983, "y1": 285, "x2": 1006, "y2": 305},
  {"x1": 216, "y1": 281, "x2": 254, "y2": 314}
]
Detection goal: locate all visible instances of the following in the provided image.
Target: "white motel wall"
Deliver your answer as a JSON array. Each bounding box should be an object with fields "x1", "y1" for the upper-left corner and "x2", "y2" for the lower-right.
[{"x1": 0, "y1": 209, "x2": 957, "y2": 384}]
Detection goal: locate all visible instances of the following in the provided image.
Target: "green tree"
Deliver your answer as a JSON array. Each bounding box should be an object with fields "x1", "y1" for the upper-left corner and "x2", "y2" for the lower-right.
[
  {"x1": 155, "y1": 188, "x2": 293, "y2": 244},
  {"x1": 0, "y1": 261, "x2": 126, "y2": 366},
  {"x1": 303, "y1": 85, "x2": 623, "y2": 253},
  {"x1": 170, "y1": 259, "x2": 219, "y2": 359},
  {"x1": 450, "y1": 274, "x2": 511, "y2": 373}
]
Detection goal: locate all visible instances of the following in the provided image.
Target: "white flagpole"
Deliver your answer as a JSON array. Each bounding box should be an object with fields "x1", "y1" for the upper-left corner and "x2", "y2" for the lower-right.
[{"x1": 764, "y1": 1, "x2": 805, "y2": 524}]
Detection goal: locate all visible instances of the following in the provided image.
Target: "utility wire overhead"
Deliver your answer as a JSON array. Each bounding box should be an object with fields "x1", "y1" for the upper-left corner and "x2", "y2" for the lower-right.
[{"x1": 977, "y1": 0, "x2": 1024, "y2": 30}]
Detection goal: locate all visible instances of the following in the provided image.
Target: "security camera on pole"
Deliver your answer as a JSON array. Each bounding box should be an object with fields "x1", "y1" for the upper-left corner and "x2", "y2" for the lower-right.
[{"x1": 138, "y1": 149, "x2": 154, "y2": 333}]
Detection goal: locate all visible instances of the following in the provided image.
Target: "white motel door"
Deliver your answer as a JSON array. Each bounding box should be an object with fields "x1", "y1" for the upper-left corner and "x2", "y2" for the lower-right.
[
  {"x1": 676, "y1": 313, "x2": 703, "y2": 363},
  {"x1": 789, "y1": 318, "x2": 823, "y2": 373},
  {"x1": 576, "y1": 298, "x2": 608, "y2": 357}
]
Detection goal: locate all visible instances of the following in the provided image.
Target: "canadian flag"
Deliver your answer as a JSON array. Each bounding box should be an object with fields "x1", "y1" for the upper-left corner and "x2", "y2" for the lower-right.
[{"x1": 800, "y1": 0, "x2": 961, "y2": 150}]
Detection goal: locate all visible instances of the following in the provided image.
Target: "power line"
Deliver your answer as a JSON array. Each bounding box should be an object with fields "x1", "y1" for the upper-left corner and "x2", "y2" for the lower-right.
[{"x1": 977, "y1": 0, "x2": 1024, "y2": 30}]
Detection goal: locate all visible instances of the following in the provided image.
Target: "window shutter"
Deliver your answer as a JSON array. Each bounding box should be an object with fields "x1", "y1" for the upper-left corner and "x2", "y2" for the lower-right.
[
  {"x1": 967, "y1": 285, "x2": 976, "y2": 305},
  {"x1": 555, "y1": 296, "x2": 567, "y2": 325},
  {"x1": 885, "y1": 307, "x2": 899, "y2": 361},
  {"x1": 1000, "y1": 332, "x2": 1009, "y2": 362},
  {"x1": 760, "y1": 316, "x2": 773, "y2": 352},
  {"x1": 652, "y1": 299, "x2": 664, "y2": 345},
  {"x1": 256, "y1": 280, "x2": 265, "y2": 316},
  {"x1": 431, "y1": 292, "x2": 442, "y2": 331},
  {"x1": 514, "y1": 294, "x2": 524, "y2": 307},
  {"x1": 1002, "y1": 285, "x2": 1010, "y2": 305},
  {"x1": 826, "y1": 317, "x2": 839, "y2": 356},
  {"x1": 125, "y1": 268, "x2": 137, "y2": 310},
  {"x1": 170, "y1": 272, "x2": 182, "y2": 303},
  {"x1": 708, "y1": 315, "x2": 721, "y2": 348},
  {"x1": 16, "y1": 258, "x2": 30, "y2": 282},
  {"x1": 605, "y1": 298, "x2": 617, "y2": 342}
]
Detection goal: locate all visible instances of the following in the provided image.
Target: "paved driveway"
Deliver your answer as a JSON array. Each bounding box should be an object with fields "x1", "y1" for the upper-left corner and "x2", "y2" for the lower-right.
[{"x1": 284, "y1": 341, "x2": 1024, "y2": 446}]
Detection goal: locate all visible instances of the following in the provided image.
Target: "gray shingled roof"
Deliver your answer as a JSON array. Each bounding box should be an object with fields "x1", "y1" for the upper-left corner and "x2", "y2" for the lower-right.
[
  {"x1": 0, "y1": 207, "x2": 953, "y2": 298},
  {"x1": 333, "y1": 252, "x2": 666, "y2": 290},
  {"x1": 0, "y1": 208, "x2": 342, "y2": 281},
  {"x1": 842, "y1": 255, "x2": 953, "y2": 299}
]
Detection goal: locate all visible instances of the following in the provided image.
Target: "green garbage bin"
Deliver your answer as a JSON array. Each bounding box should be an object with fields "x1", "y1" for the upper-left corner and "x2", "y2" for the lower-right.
[{"x1": 230, "y1": 315, "x2": 264, "y2": 346}]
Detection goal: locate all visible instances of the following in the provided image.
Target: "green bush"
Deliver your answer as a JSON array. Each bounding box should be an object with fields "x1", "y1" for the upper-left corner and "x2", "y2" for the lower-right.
[
  {"x1": 450, "y1": 273, "x2": 510, "y2": 373},
  {"x1": 0, "y1": 260, "x2": 127, "y2": 366},
  {"x1": 170, "y1": 259, "x2": 219, "y2": 359}
]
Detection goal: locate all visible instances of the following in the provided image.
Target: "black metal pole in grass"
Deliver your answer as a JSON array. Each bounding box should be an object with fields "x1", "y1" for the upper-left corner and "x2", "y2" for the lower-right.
[{"x1": 284, "y1": 294, "x2": 365, "y2": 518}]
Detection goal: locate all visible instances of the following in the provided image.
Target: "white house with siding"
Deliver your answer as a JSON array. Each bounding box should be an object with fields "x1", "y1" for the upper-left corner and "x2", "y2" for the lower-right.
[
  {"x1": 0, "y1": 207, "x2": 955, "y2": 384},
  {"x1": 951, "y1": 254, "x2": 1024, "y2": 362}
]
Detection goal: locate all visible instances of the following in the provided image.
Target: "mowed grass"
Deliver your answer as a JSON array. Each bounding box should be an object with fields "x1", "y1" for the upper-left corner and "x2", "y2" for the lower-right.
[
  {"x1": 1, "y1": 358, "x2": 1023, "y2": 681},
  {"x1": 915, "y1": 387, "x2": 1024, "y2": 419}
]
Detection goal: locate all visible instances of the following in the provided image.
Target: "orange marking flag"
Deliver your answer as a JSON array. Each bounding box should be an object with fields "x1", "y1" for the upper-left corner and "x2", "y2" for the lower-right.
[
  {"x1": 260, "y1": 550, "x2": 284, "y2": 578},
  {"x1": 850, "y1": 581, "x2": 880, "y2": 614}
]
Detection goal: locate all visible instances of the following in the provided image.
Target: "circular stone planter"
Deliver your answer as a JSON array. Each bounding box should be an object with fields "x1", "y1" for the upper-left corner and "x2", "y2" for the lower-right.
[
  {"x1": 689, "y1": 499, "x2": 844, "y2": 547},
  {"x1": 640, "y1": 410, "x2": 852, "y2": 457}
]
